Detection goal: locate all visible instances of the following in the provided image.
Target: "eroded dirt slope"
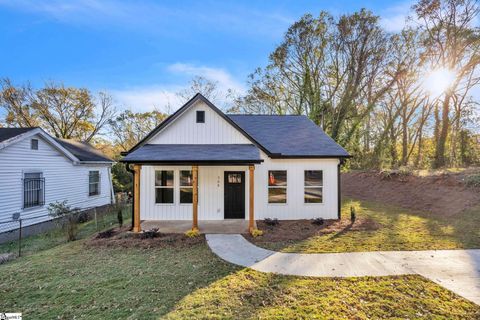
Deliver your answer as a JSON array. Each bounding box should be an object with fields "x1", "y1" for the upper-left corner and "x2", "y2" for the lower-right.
[{"x1": 342, "y1": 170, "x2": 480, "y2": 216}]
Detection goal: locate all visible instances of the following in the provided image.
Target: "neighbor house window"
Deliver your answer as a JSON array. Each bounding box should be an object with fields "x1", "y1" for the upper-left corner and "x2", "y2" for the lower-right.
[
  {"x1": 179, "y1": 170, "x2": 193, "y2": 204},
  {"x1": 196, "y1": 110, "x2": 205, "y2": 123},
  {"x1": 23, "y1": 172, "x2": 44, "y2": 208},
  {"x1": 304, "y1": 170, "x2": 323, "y2": 203},
  {"x1": 155, "y1": 170, "x2": 174, "y2": 203},
  {"x1": 89, "y1": 171, "x2": 100, "y2": 196},
  {"x1": 268, "y1": 170, "x2": 287, "y2": 203},
  {"x1": 31, "y1": 139, "x2": 38, "y2": 150}
]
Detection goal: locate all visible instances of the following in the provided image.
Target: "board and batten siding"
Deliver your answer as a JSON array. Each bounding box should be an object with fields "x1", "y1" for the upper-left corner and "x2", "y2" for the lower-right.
[
  {"x1": 254, "y1": 156, "x2": 339, "y2": 220},
  {"x1": 148, "y1": 100, "x2": 251, "y2": 145},
  {"x1": 138, "y1": 99, "x2": 340, "y2": 221},
  {"x1": 140, "y1": 165, "x2": 251, "y2": 220},
  {"x1": 0, "y1": 133, "x2": 113, "y2": 232},
  {"x1": 139, "y1": 156, "x2": 339, "y2": 221}
]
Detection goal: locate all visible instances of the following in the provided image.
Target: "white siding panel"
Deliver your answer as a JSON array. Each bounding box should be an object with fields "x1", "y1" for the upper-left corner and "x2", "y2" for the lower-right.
[
  {"x1": 0, "y1": 134, "x2": 113, "y2": 232},
  {"x1": 140, "y1": 165, "x2": 251, "y2": 221},
  {"x1": 148, "y1": 101, "x2": 251, "y2": 145},
  {"x1": 254, "y1": 155, "x2": 339, "y2": 220},
  {"x1": 139, "y1": 157, "x2": 339, "y2": 221}
]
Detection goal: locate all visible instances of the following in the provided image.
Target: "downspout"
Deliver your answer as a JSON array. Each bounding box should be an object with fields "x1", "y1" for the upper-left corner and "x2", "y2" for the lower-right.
[
  {"x1": 108, "y1": 166, "x2": 116, "y2": 205},
  {"x1": 337, "y1": 159, "x2": 343, "y2": 220},
  {"x1": 125, "y1": 163, "x2": 135, "y2": 230}
]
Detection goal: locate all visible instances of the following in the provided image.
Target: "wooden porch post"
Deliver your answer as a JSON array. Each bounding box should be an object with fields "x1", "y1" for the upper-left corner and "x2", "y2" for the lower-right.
[
  {"x1": 192, "y1": 165, "x2": 199, "y2": 230},
  {"x1": 249, "y1": 165, "x2": 255, "y2": 231},
  {"x1": 133, "y1": 164, "x2": 142, "y2": 233}
]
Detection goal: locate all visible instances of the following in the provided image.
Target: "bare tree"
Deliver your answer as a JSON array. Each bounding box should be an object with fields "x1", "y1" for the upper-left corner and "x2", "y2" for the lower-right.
[
  {"x1": 0, "y1": 79, "x2": 117, "y2": 142},
  {"x1": 109, "y1": 110, "x2": 167, "y2": 151},
  {"x1": 414, "y1": 0, "x2": 480, "y2": 167},
  {"x1": 177, "y1": 76, "x2": 221, "y2": 103}
]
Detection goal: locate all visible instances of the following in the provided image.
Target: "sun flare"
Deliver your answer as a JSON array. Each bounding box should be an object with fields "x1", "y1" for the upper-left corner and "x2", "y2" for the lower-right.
[{"x1": 422, "y1": 68, "x2": 456, "y2": 97}]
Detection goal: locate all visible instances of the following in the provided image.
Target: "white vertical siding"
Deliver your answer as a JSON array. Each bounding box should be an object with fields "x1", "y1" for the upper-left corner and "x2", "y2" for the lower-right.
[
  {"x1": 254, "y1": 155, "x2": 339, "y2": 220},
  {"x1": 140, "y1": 165, "x2": 250, "y2": 220},
  {"x1": 0, "y1": 134, "x2": 113, "y2": 231},
  {"x1": 139, "y1": 156, "x2": 339, "y2": 221},
  {"x1": 148, "y1": 100, "x2": 251, "y2": 145}
]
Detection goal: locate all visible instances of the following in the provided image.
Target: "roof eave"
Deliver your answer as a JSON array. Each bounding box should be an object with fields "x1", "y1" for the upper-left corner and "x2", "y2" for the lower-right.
[
  {"x1": 119, "y1": 159, "x2": 264, "y2": 165},
  {"x1": 269, "y1": 154, "x2": 352, "y2": 159},
  {"x1": 77, "y1": 160, "x2": 115, "y2": 165}
]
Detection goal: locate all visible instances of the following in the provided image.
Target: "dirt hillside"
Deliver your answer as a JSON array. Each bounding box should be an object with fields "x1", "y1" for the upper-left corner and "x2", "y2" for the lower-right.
[{"x1": 342, "y1": 170, "x2": 480, "y2": 216}]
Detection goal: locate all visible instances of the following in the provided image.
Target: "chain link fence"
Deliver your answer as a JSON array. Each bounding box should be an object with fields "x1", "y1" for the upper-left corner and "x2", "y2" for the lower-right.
[{"x1": 0, "y1": 202, "x2": 131, "y2": 259}]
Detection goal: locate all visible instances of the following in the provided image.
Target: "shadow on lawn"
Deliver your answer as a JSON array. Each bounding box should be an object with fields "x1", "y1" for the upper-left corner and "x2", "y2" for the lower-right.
[
  {"x1": 163, "y1": 267, "x2": 480, "y2": 319},
  {"x1": 248, "y1": 198, "x2": 480, "y2": 253}
]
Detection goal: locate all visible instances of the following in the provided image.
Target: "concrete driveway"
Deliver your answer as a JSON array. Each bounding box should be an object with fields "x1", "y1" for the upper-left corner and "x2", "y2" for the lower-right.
[{"x1": 206, "y1": 234, "x2": 480, "y2": 305}]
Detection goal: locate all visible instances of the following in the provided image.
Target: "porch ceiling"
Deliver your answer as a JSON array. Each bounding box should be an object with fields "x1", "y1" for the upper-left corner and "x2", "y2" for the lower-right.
[{"x1": 121, "y1": 144, "x2": 263, "y2": 165}]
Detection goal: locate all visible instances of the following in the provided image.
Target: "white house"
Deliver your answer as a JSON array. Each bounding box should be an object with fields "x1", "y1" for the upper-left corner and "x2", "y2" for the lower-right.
[
  {"x1": 121, "y1": 93, "x2": 350, "y2": 233},
  {"x1": 0, "y1": 127, "x2": 115, "y2": 233}
]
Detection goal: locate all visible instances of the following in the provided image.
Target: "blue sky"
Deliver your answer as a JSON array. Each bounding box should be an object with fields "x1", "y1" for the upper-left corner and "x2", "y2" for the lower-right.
[{"x1": 0, "y1": 0, "x2": 412, "y2": 112}]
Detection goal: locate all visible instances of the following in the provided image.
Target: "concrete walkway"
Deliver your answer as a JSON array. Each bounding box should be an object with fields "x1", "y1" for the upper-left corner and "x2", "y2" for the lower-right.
[{"x1": 206, "y1": 234, "x2": 480, "y2": 305}]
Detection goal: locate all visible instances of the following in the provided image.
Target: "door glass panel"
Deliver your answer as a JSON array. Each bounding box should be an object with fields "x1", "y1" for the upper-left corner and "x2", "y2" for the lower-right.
[{"x1": 228, "y1": 173, "x2": 242, "y2": 183}]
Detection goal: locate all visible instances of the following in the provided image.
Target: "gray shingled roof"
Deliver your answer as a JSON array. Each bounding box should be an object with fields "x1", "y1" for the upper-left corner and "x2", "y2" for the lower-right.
[
  {"x1": 122, "y1": 144, "x2": 262, "y2": 163},
  {"x1": 228, "y1": 115, "x2": 350, "y2": 157},
  {"x1": 0, "y1": 127, "x2": 37, "y2": 143},
  {"x1": 54, "y1": 139, "x2": 113, "y2": 162}
]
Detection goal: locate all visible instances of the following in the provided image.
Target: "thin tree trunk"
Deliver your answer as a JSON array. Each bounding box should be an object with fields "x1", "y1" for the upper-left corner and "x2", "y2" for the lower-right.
[
  {"x1": 401, "y1": 113, "x2": 408, "y2": 166},
  {"x1": 434, "y1": 93, "x2": 451, "y2": 168}
]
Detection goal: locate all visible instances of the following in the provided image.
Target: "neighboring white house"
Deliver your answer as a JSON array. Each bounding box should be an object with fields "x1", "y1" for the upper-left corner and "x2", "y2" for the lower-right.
[
  {"x1": 121, "y1": 93, "x2": 350, "y2": 233},
  {"x1": 0, "y1": 127, "x2": 115, "y2": 233}
]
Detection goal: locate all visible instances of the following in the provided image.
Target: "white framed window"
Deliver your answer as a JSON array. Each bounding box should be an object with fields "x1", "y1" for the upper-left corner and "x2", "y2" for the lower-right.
[
  {"x1": 179, "y1": 170, "x2": 193, "y2": 204},
  {"x1": 268, "y1": 170, "x2": 287, "y2": 203},
  {"x1": 23, "y1": 172, "x2": 44, "y2": 208},
  {"x1": 155, "y1": 170, "x2": 174, "y2": 204},
  {"x1": 89, "y1": 171, "x2": 100, "y2": 196},
  {"x1": 304, "y1": 170, "x2": 323, "y2": 203},
  {"x1": 31, "y1": 139, "x2": 38, "y2": 150},
  {"x1": 196, "y1": 110, "x2": 205, "y2": 123}
]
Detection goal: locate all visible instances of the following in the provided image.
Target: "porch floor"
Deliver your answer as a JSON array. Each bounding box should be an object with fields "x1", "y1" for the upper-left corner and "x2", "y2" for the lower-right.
[{"x1": 141, "y1": 219, "x2": 254, "y2": 234}]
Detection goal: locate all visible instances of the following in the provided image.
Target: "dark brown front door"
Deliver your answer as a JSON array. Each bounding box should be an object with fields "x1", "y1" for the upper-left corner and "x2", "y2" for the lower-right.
[{"x1": 224, "y1": 171, "x2": 245, "y2": 219}]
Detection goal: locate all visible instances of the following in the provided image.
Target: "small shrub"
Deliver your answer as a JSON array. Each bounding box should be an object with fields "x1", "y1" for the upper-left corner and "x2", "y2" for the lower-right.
[
  {"x1": 185, "y1": 228, "x2": 200, "y2": 238},
  {"x1": 350, "y1": 206, "x2": 356, "y2": 223},
  {"x1": 96, "y1": 228, "x2": 115, "y2": 239},
  {"x1": 76, "y1": 211, "x2": 90, "y2": 224},
  {"x1": 264, "y1": 218, "x2": 279, "y2": 226},
  {"x1": 312, "y1": 218, "x2": 324, "y2": 225},
  {"x1": 117, "y1": 209, "x2": 124, "y2": 227},
  {"x1": 141, "y1": 228, "x2": 161, "y2": 239},
  {"x1": 379, "y1": 168, "x2": 412, "y2": 181},
  {"x1": 465, "y1": 174, "x2": 480, "y2": 188},
  {"x1": 48, "y1": 201, "x2": 79, "y2": 241},
  {"x1": 250, "y1": 228, "x2": 263, "y2": 237}
]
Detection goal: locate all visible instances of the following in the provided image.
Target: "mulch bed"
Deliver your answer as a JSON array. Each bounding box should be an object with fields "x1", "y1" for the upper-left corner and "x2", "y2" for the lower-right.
[
  {"x1": 86, "y1": 226, "x2": 204, "y2": 249},
  {"x1": 245, "y1": 217, "x2": 380, "y2": 244}
]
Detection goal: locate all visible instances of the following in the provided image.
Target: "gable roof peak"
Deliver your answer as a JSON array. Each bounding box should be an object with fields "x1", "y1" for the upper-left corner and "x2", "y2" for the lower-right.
[{"x1": 125, "y1": 93, "x2": 270, "y2": 155}]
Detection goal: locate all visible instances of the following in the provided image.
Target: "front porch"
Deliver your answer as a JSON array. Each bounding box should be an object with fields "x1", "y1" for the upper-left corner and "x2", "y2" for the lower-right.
[
  {"x1": 123, "y1": 144, "x2": 264, "y2": 234},
  {"x1": 141, "y1": 219, "x2": 255, "y2": 234}
]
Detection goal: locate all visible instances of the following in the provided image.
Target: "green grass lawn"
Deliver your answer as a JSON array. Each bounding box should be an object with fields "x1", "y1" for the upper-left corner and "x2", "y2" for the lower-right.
[
  {"x1": 0, "y1": 205, "x2": 131, "y2": 257},
  {"x1": 1, "y1": 237, "x2": 479, "y2": 319},
  {"x1": 252, "y1": 199, "x2": 480, "y2": 253}
]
